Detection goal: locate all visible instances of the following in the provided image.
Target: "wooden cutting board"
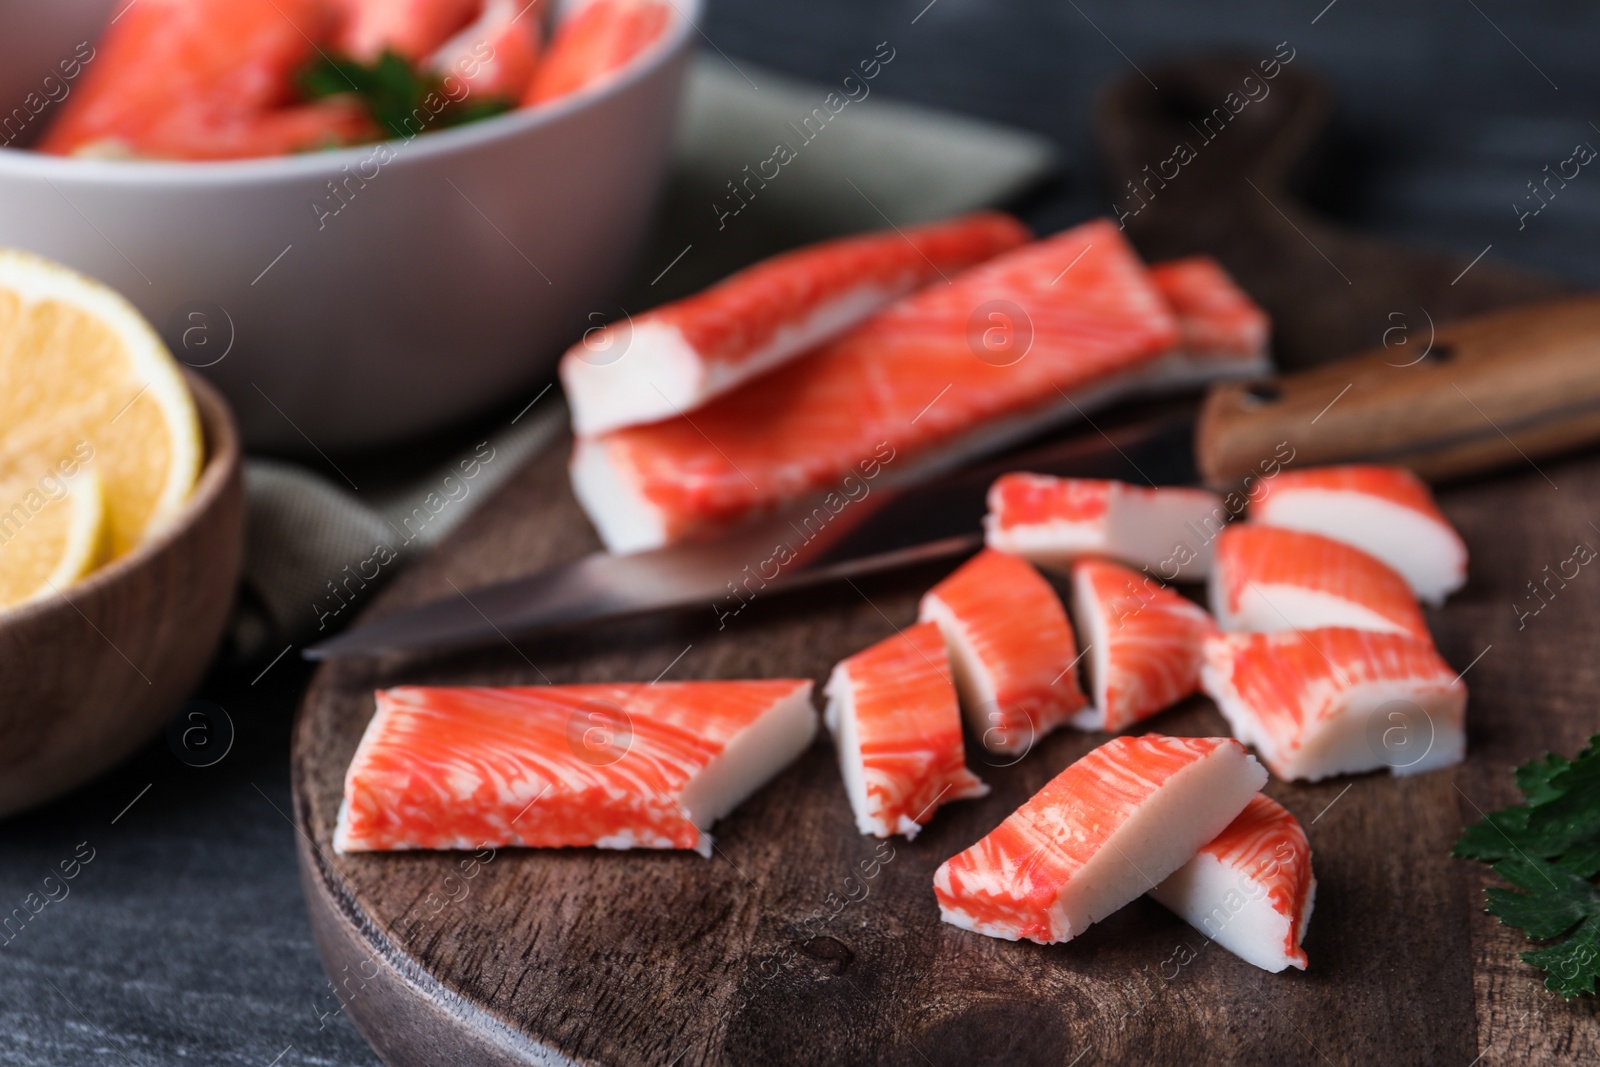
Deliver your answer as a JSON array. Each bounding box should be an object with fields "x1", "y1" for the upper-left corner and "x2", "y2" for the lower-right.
[{"x1": 291, "y1": 59, "x2": 1600, "y2": 1065}]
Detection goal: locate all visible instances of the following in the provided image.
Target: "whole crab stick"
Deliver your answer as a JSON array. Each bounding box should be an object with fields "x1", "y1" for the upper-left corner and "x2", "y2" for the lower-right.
[
  {"x1": 525, "y1": 0, "x2": 673, "y2": 105},
  {"x1": 1150, "y1": 793, "x2": 1317, "y2": 973},
  {"x1": 933, "y1": 734, "x2": 1267, "y2": 943},
  {"x1": 1201, "y1": 627, "x2": 1466, "y2": 782},
  {"x1": 918, "y1": 549, "x2": 1088, "y2": 755},
  {"x1": 984, "y1": 474, "x2": 1228, "y2": 580},
  {"x1": 1249, "y1": 466, "x2": 1467, "y2": 605},
  {"x1": 571, "y1": 219, "x2": 1181, "y2": 553},
  {"x1": 1070, "y1": 558, "x2": 1215, "y2": 732},
  {"x1": 561, "y1": 213, "x2": 1032, "y2": 437},
  {"x1": 1210, "y1": 524, "x2": 1430, "y2": 640},
  {"x1": 39, "y1": 0, "x2": 372, "y2": 160},
  {"x1": 334, "y1": 681, "x2": 816, "y2": 856},
  {"x1": 823, "y1": 622, "x2": 988, "y2": 839}
]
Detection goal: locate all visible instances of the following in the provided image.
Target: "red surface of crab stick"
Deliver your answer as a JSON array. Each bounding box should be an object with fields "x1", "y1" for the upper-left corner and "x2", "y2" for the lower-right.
[
  {"x1": 1070, "y1": 558, "x2": 1215, "y2": 732},
  {"x1": 571, "y1": 219, "x2": 1180, "y2": 553},
  {"x1": 984, "y1": 474, "x2": 1228, "y2": 580},
  {"x1": 823, "y1": 622, "x2": 988, "y2": 839},
  {"x1": 334, "y1": 681, "x2": 816, "y2": 856},
  {"x1": 39, "y1": 0, "x2": 373, "y2": 160},
  {"x1": 1149, "y1": 793, "x2": 1317, "y2": 973},
  {"x1": 933, "y1": 735, "x2": 1267, "y2": 943},
  {"x1": 918, "y1": 549, "x2": 1088, "y2": 755},
  {"x1": 1201, "y1": 627, "x2": 1466, "y2": 781},
  {"x1": 561, "y1": 213, "x2": 1032, "y2": 436},
  {"x1": 524, "y1": 0, "x2": 673, "y2": 105},
  {"x1": 1144, "y1": 255, "x2": 1272, "y2": 384},
  {"x1": 1249, "y1": 466, "x2": 1467, "y2": 605},
  {"x1": 1210, "y1": 524, "x2": 1430, "y2": 640}
]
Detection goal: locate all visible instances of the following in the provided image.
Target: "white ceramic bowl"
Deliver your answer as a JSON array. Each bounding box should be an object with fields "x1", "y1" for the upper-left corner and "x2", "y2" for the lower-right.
[{"x1": 0, "y1": 0, "x2": 697, "y2": 451}]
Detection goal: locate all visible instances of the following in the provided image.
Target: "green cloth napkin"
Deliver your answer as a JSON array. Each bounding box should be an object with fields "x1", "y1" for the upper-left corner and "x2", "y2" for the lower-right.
[{"x1": 233, "y1": 55, "x2": 1056, "y2": 659}]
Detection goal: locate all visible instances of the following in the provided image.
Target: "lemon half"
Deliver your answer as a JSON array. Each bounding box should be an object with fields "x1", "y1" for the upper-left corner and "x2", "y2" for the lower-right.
[{"x1": 0, "y1": 249, "x2": 201, "y2": 561}]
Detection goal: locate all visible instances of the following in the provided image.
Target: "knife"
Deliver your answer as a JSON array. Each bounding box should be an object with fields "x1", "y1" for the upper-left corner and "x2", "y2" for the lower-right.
[{"x1": 308, "y1": 295, "x2": 1600, "y2": 660}]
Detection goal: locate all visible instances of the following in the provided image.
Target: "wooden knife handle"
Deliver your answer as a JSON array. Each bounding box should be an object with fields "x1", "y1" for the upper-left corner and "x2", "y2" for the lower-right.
[{"x1": 1196, "y1": 295, "x2": 1600, "y2": 487}]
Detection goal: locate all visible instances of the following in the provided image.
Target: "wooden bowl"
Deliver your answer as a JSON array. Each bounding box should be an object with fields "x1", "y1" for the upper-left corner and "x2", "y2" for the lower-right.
[{"x1": 0, "y1": 372, "x2": 244, "y2": 816}]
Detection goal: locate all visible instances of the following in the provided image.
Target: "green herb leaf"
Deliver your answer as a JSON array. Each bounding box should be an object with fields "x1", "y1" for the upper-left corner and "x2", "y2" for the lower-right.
[
  {"x1": 297, "y1": 49, "x2": 514, "y2": 142},
  {"x1": 1455, "y1": 735, "x2": 1600, "y2": 998}
]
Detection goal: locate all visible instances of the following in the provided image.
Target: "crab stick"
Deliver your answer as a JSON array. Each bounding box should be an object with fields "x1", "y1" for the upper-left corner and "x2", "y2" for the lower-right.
[
  {"x1": 1201, "y1": 628, "x2": 1466, "y2": 781},
  {"x1": 334, "y1": 681, "x2": 816, "y2": 856},
  {"x1": 933, "y1": 735, "x2": 1267, "y2": 943},
  {"x1": 39, "y1": 0, "x2": 373, "y2": 161},
  {"x1": 1070, "y1": 558, "x2": 1215, "y2": 732},
  {"x1": 824, "y1": 622, "x2": 988, "y2": 839},
  {"x1": 1210, "y1": 524, "x2": 1430, "y2": 640},
  {"x1": 426, "y1": 0, "x2": 544, "y2": 100},
  {"x1": 525, "y1": 0, "x2": 673, "y2": 105},
  {"x1": 1250, "y1": 466, "x2": 1467, "y2": 605},
  {"x1": 570, "y1": 219, "x2": 1180, "y2": 553},
  {"x1": 918, "y1": 549, "x2": 1088, "y2": 755},
  {"x1": 984, "y1": 474, "x2": 1228, "y2": 580},
  {"x1": 1141, "y1": 255, "x2": 1272, "y2": 388},
  {"x1": 1149, "y1": 794, "x2": 1316, "y2": 973},
  {"x1": 561, "y1": 213, "x2": 1031, "y2": 437}
]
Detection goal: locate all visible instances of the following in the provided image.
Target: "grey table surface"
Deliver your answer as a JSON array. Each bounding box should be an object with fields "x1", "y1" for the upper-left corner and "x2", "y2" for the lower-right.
[{"x1": 5, "y1": 1, "x2": 1599, "y2": 1065}]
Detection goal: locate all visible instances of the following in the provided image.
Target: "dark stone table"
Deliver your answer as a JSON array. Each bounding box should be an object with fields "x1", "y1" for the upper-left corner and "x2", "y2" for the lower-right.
[{"x1": 4, "y1": 1, "x2": 1597, "y2": 1063}]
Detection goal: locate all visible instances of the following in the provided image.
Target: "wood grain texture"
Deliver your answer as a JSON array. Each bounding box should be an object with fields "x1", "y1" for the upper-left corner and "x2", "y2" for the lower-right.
[
  {"x1": 1195, "y1": 295, "x2": 1600, "y2": 486},
  {"x1": 291, "y1": 58, "x2": 1600, "y2": 1066},
  {"x1": 0, "y1": 373, "x2": 244, "y2": 815}
]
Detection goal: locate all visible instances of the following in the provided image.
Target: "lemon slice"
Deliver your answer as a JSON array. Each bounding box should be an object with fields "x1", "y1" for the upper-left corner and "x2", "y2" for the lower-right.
[
  {"x1": 0, "y1": 249, "x2": 201, "y2": 559},
  {"x1": 0, "y1": 468, "x2": 109, "y2": 610}
]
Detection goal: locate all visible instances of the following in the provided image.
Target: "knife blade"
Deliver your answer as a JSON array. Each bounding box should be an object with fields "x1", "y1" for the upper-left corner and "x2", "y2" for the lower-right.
[{"x1": 305, "y1": 411, "x2": 1197, "y2": 659}]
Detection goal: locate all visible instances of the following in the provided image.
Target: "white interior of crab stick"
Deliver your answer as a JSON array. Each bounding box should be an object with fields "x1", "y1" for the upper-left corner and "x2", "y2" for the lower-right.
[
  {"x1": 568, "y1": 437, "x2": 668, "y2": 555},
  {"x1": 677, "y1": 684, "x2": 819, "y2": 833},
  {"x1": 1150, "y1": 848, "x2": 1316, "y2": 973},
  {"x1": 1046, "y1": 745, "x2": 1267, "y2": 937},
  {"x1": 1258, "y1": 491, "x2": 1466, "y2": 605},
  {"x1": 1209, "y1": 575, "x2": 1412, "y2": 637},
  {"x1": 914, "y1": 598, "x2": 997, "y2": 732},
  {"x1": 935, "y1": 741, "x2": 1267, "y2": 942},
  {"x1": 1069, "y1": 576, "x2": 1114, "y2": 729},
  {"x1": 823, "y1": 666, "x2": 885, "y2": 835},
  {"x1": 1108, "y1": 487, "x2": 1230, "y2": 579},
  {"x1": 561, "y1": 287, "x2": 896, "y2": 438}
]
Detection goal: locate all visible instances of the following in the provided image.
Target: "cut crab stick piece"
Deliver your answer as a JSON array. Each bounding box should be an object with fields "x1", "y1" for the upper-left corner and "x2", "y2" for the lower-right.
[
  {"x1": 918, "y1": 549, "x2": 1088, "y2": 754},
  {"x1": 1249, "y1": 466, "x2": 1467, "y2": 605},
  {"x1": 1150, "y1": 794, "x2": 1316, "y2": 973},
  {"x1": 426, "y1": 0, "x2": 543, "y2": 100},
  {"x1": 39, "y1": 0, "x2": 373, "y2": 161},
  {"x1": 562, "y1": 213, "x2": 1032, "y2": 436},
  {"x1": 1200, "y1": 627, "x2": 1466, "y2": 782},
  {"x1": 572, "y1": 219, "x2": 1181, "y2": 553},
  {"x1": 984, "y1": 474, "x2": 1228, "y2": 580},
  {"x1": 933, "y1": 735, "x2": 1267, "y2": 943},
  {"x1": 334, "y1": 680, "x2": 816, "y2": 855},
  {"x1": 1070, "y1": 559, "x2": 1215, "y2": 732},
  {"x1": 823, "y1": 622, "x2": 988, "y2": 839},
  {"x1": 1141, "y1": 256, "x2": 1272, "y2": 387},
  {"x1": 525, "y1": 0, "x2": 673, "y2": 105},
  {"x1": 1210, "y1": 524, "x2": 1429, "y2": 640}
]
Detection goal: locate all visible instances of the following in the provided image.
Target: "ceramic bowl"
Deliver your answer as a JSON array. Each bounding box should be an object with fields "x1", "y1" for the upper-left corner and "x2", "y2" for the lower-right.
[
  {"x1": 0, "y1": 373, "x2": 244, "y2": 816},
  {"x1": 0, "y1": 0, "x2": 698, "y2": 451}
]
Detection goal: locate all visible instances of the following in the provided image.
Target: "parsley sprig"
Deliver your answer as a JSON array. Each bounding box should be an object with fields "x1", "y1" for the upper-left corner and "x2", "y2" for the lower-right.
[
  {"x1": 1454, "y1": 735, "x2": 1600, "y2": 998},
  {"x1": 298, "y1": 50, "x2": 514, "y2": 142}
]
